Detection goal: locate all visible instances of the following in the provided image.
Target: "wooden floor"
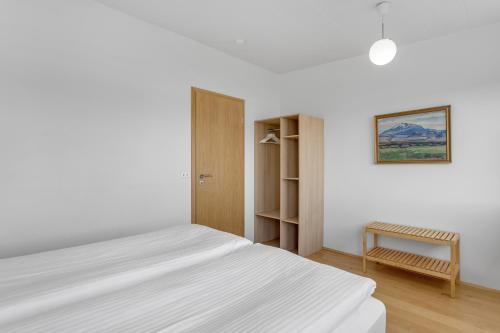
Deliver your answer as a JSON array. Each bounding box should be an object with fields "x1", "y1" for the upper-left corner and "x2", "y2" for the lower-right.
[{"x1": 308, "y1": 249, "x2": 500, "y2": 333}]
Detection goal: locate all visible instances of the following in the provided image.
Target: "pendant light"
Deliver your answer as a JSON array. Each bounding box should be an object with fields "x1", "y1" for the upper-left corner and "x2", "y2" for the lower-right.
[{"x1": 369, "y1": 1, "x2": 397, "y2": 66}]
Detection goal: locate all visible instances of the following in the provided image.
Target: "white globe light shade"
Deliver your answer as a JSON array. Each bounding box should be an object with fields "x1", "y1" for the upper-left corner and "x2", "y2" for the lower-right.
[{"x1": 369, "y1": 38, "x2": 397, "y2": 65}]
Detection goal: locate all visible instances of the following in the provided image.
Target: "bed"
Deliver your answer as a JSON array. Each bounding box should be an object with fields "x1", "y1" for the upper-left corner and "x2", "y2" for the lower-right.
[
  {"x1": 0, "y1": 225, "x2": 385, "y2": 332},
  {"x1": 0, "y1": 224, "x2": 251, "y2": 324}
]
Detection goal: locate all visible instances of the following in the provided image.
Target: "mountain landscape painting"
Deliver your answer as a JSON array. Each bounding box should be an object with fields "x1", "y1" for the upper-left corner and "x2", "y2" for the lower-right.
[{"x1": 375, "y1": 106, "x2": 451, "y2": 163}]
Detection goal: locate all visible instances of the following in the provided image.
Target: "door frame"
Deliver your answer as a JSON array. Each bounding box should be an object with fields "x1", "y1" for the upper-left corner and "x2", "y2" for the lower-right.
[{"x1": 191, "y1": 87, "x2": 245, "y2": 234}]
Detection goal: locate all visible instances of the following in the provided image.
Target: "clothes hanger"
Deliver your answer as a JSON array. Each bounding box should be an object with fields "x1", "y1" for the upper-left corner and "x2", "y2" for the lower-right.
[{"x1": 259, "y1": 129, "x2": 280, "y2": 144}]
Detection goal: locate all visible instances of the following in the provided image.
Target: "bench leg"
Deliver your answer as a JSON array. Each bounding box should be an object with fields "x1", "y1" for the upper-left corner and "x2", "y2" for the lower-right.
[
  {"x1": 456, "y1": 239, "x2": 461, "y2": 284},
  {"x1": 450, "y1": 240, "x2": 458, "y2": 298},
  {"x1": 362, "y1": 227, "x2": 367, "y2": 273}
]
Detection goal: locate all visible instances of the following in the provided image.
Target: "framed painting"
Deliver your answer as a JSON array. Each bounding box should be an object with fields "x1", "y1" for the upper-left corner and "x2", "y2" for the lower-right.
[{"x1": 375, "y1": 106, "x2": 451, "y2": 164}]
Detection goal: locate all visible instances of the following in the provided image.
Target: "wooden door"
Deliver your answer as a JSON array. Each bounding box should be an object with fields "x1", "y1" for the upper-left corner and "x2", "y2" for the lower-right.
[{"x1": 191, "y1": 88, "x2": 245, "y2": 236}]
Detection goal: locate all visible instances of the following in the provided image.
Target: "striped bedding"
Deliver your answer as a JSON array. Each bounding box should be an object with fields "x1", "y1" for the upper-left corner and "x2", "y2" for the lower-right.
[
  {"x1": 0, "y1": 224, "x2": 251, "y2": 325},
  {"x1": 1, "y1": 244, "x2": 376, "y2": 333}
]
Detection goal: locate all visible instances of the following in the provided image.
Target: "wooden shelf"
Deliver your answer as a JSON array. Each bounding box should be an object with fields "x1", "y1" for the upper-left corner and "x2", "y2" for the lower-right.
[
  {"x1": 283, "y1": 135, "x2": 299, "y2": 139},
  {"x1": 366, "y1": 247, "x2": 455, "y2": 280},
  {"x1": 282, "y1": 177, "x2": 299, "y2": 180},
  {"x1": 282, "y1": 216, "x2": 299, "y2": 224},
  {"x1": 363, "y1": 222, "x2": 460, "y2": 297},
  {"x1": 256, "y1": 209, "x2": 280, "y2": 220}
]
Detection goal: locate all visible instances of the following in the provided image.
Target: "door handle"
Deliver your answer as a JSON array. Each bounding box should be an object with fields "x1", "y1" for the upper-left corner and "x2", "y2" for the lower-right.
[{"x1": 199, "y1": 174, "x2": 213, "y2": 184}]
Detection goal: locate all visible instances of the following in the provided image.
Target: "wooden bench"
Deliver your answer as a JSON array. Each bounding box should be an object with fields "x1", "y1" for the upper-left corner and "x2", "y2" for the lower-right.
[{"x1": 362, "y1": 222, "x2": 460, "y2": 297}]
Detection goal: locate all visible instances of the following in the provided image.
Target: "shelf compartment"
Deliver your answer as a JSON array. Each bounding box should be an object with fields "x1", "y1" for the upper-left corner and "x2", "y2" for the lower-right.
[
  {"x1": 281, "y1": 179, "x2": 298, "y2": 222},
  {"x1": 255, "y1": 209, "x2": 280, "y2": 220},
  {"x1": 281, "y1": 136, "x2": 298, "y2": 178},
  {"x1": 254, "y1": 119, "x2": 280, "y2": 245},
  {"x1": 254, "y1": 216, "x2": 280, "y2": 244},
  {"x1": 280, "y1": 221, "x2": 298, "y2": 254},
  {"x1": 281, "y1": 117, "x2": 299, "y2": 137},
  {"x1": 366, "y1": 247, "x2": 455, "y2": 280},
  {"x1": 262, "y1": 238, "x2": 280, "y2": 248},
  {"x1": 282, "y1": 216, "x2": 298, "y2": 224}
]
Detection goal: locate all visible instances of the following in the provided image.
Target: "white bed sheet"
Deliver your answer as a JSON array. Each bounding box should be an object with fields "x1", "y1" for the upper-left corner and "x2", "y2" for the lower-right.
[
  {"x1": 333, "y1": 297, "x2": 386, "y2": 333},
  {"x1": 2, "y1": 244, "x2": 376, "y2": 333},
  {"x1": 0, "y1": 224, "x2": 251, "y2": 325}
]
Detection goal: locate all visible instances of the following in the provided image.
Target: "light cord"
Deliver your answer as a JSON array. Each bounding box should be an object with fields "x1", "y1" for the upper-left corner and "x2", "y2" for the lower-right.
[{"x1": 381, "y1": 17, "x2": 385, "y2": 39}]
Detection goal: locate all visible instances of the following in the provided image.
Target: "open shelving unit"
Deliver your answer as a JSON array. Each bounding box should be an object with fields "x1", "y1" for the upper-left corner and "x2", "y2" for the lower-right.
[{"x1": 254, "y1": 114, "x2": 324, "y2": 257}]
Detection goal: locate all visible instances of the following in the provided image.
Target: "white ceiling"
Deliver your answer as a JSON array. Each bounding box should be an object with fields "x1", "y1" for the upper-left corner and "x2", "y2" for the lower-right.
[{"x1": 97, "y1": 0, "x2": 500, "y2": 73}]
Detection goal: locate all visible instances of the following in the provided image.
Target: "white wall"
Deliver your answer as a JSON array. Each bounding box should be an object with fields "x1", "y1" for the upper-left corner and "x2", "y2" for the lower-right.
[
  {"x1": 2, "y1": 0, "x2": 499, "y2": 291},
  {"x1": 0, "y1": 0, "x2": 279, "y2": 257},
  {"x1": 280, "y1": 23, "x2": 500, "y2": 289}
]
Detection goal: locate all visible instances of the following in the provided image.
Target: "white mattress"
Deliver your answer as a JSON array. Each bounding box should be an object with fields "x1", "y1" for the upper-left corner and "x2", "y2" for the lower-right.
[
  {"x1": 2, "y1": 244, "x2": 376, "y2": 333},
  {"x1": 0, "y1": 224, "x2": 251, "y2": 325}
]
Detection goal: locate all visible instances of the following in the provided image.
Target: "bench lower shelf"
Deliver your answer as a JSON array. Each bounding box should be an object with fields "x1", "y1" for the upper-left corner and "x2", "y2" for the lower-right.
[{"x1": 366, "y1": 247, "x2": 458, "y2": 281}]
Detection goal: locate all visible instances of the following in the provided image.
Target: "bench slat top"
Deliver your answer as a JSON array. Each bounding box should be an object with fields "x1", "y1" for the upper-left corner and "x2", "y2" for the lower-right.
[{"x1": 366, "y1": 222, "x2": 459, "y2": 242}]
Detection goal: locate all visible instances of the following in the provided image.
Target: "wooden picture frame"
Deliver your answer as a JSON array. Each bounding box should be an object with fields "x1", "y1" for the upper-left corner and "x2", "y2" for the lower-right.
[{"x1": 374, "y1": 106, "x2": 451, "y2": 164}]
